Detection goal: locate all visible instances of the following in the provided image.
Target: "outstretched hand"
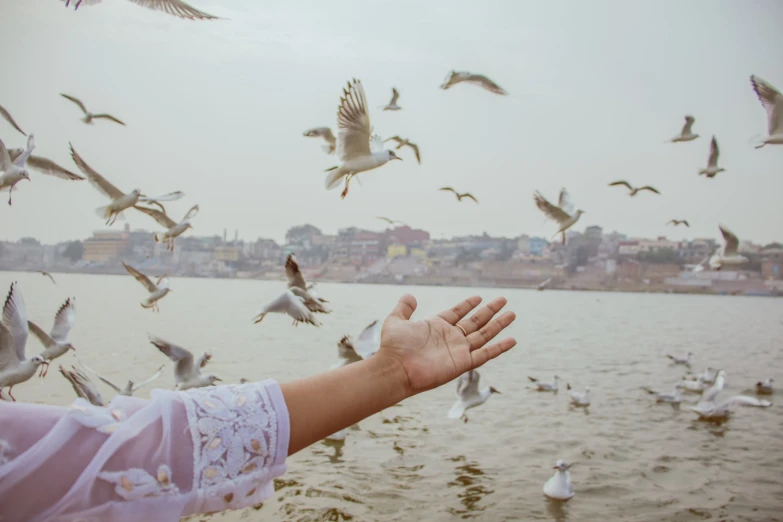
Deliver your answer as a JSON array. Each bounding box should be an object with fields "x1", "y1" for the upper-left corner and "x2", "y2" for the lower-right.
[{"x1": 377, "y1": 294, "x2": 517, "y2": 397}]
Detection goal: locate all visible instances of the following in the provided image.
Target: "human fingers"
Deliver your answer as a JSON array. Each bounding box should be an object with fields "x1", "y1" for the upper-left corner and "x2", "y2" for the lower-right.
[
  {"x1": 389, "y1": 294, "x2": 418, "y2": 321},
  {"x1": 469, "y1": 337, "x2": 517, "y2": 369},
  {"x1": 467, "y1": 311, "x2": 516, "y2": 350},
  {"x1": 457, "y1": 296, "x2": 507, "y2": 335},
  {"x1": 436, "y1": 296, "x2": 482, "y2": 325}
]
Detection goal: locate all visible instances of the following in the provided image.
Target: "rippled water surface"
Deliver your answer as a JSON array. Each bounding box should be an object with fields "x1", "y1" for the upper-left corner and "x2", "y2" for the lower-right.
[{"x1": 5, "y1": 272, "x2": 782, "y2": 521}]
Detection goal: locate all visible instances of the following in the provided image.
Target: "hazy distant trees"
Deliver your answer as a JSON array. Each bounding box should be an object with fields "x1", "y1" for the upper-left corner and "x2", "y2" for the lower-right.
[
  {"x1": 19, "y1": 237, "x2": 40, "y2": 246},
  {"x1": 63, "y1": 241, "x2": 84, "y2": 262},
  {"x1": 286, "y1": 224, "x2": 322, "y2": 245}
]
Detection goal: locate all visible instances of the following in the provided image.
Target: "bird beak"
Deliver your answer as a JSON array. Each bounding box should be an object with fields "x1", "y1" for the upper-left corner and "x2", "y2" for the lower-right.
[
  {"x1": 394, "y1": 156, "x2": 403, "y2": 161},
  {"x1": 214, "y1": 377, "x2": 222, "y2": 382},
  {"x1": 70, "y1": 345, "x2": 76, "y2": 351}
]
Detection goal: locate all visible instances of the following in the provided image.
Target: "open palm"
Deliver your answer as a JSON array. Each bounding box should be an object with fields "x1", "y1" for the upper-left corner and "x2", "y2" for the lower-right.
[{"x1": 378, "y1": 294, "x2": 516, "y2": 396}]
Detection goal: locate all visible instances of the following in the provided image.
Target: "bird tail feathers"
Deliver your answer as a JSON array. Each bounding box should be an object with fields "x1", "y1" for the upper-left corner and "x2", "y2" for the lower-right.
[
  {"x1": 141, "y1": 301, "x2": 154, "y2": 309},
  {"x1": 448, "y1": 402, "x2": 466, "y2": 420},
  {"x1": 325, "y1": 169, "x2": 344, "y2": 190},
  {"x1": 95, "y1": 206, "x2": 111, "y2": 219},
  {"x1": 252, "y1": 313, "x2": 266, "y2": 324}
]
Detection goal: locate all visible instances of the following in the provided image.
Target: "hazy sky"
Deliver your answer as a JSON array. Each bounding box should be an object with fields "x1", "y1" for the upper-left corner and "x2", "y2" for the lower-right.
[{"x1": 2, "y1": 0, "x2": 782, "y2": 245}]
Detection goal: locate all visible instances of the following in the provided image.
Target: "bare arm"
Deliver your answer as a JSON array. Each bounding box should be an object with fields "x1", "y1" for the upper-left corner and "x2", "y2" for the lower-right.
[{"x1": 281, "y1": 294, "x2": 516, "y2": 455}]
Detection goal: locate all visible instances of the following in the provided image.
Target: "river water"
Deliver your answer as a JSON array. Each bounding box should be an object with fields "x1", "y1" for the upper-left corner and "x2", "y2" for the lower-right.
[{"x1": 4, "y1": 272, "x2": 782, "y2": 521}]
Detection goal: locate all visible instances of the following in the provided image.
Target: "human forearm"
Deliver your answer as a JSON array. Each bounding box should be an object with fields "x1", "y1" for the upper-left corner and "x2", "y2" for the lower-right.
[{"x1": 280, "y1": 354, "x2": 409, "y2": 455}]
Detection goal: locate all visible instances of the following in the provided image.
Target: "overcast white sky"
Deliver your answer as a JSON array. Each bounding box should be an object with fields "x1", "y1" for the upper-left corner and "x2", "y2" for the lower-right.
[{"x1": 1, "y1": 0, "x2": 782, "y2": 245}]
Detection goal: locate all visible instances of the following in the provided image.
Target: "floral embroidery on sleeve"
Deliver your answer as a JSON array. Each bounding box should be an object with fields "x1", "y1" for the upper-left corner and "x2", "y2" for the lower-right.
[
  {"x1": 97, "y1": 464, "x2": 179, "y2": 500},
  {"x1": 0, "y1": 439, "x2": 10, "y2": 466}
]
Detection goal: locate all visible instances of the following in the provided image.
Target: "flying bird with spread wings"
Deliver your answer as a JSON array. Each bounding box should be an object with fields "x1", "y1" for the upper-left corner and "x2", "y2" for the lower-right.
[
  {"x1": 27, "y1": 297, "x2": 77, "y2": 377},
  {"x1": 8, "y1": 146, "x2": 84, "y2": 182},
  {"x1": 377, "y1": 216, "x2": 406, "y2": 227},
  {"x1": 60, "y1": 94, "x2": 125, "y2": 126},
  {"x1": 135, "y1": 204, "x2": 198, "y2": 251},
  {"x1": 75, "y1": 354, "x2": 164, "y2": 397},
  {"x1": 384, "y1": 136, "x2": 421, "y2": 164},
  {"x1": 148, "y1": 334, "x2": 220, "y2": 390},
  {"x1": 667, "y1": 219, "x2": 690, "y2": 227},
  {"x1": 440, "y1": 71, "x2": 507, "y2": 95},
  {"x1": 324, "y1": 79, "x2": 402, "y2": 199},
  {"x1": 59, "y1": 365, "x2": 105, "y2": 406},
  {"x1": 61, "y1": 0, "x2": 219, "y2": 20},
  {"x1": 667, "y1": 115, "x2": 699, "y2": 142},
  {"x1": 608, "y1": 181, "x2": 660, "y2": 197},
  {"x1": 122, "y1": 262, "x2": 171, "y2": 312},
  {"x1": 0, "y1": 135, "x2": 35, "y2": 205},
  {"x1": 381, "y1": 87, "x2": 401, "y2": 111},
  {"x1": 534, "y1": 189, "x2": 584, "y2": 245},
  {"x1": 0, "y1": 104, "x2": 26, "y2": 135},
  {"x1": 285, "y1": 254, "x2": 330, "y2": 314},
  {"x1": 698, "y1": 136, "x2": 725, "y2": 178},
  {"x1": 303, "y1": 127, "x2": 336, "y2": 155},
  {"x1": 709, "y1": 225, "x2": 748, "y2": 271},
  {"x1": 38, "y1": 271, "x2": 56, "y2": 285},
  {"x1": 439, "y1": 187, "x2": 477, "y2": 203},
  {"x1": 749, "y1": 75, "x2": 783, "y2": 149}
]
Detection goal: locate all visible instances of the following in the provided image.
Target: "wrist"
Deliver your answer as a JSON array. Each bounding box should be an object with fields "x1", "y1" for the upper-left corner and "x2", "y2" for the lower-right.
[{"x1": 368, "y1": 352, "x2": 412, "y2": 404}]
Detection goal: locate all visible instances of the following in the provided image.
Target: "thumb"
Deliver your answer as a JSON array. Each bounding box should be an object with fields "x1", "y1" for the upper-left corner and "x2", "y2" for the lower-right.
[{"x1": 389, "y1": 294, "x2": 417, "y2": 321}]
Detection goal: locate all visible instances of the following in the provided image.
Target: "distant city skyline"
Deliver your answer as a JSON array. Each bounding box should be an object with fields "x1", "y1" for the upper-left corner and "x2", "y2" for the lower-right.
[{"x1": 2, "y1": 1, "x2": 782, "y2": 245}]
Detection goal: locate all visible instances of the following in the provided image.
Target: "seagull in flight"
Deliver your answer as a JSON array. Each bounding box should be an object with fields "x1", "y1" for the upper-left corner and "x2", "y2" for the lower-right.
[
  {"x1": 447, "y1": 370, "x2": 500, "y2": 423},
  {"x1": 303, "y1": 127, "x2": 336, "y2": 155},
  {"x1": 62, "y1": 0, "x2": 219, "y2": 21},
  {"x1": 698, "y1": 136, "x2": 725, "y2": 178},
  {"x1": 0, "y1": 135, "x2": 35, "y2": 205},
  {"x1": 377, "y1": 216, "x2": 406, "y2": 227},
  {"x1": 710, "y1": 225, "x2": 748, "y2": 271},
  {"x1": 534, "y1": 189, "x2": 584, "y2": 245},
  {"x1": 439, "y1": 187, "x2": 477, "y2": 203},
  {"x1": 381, "y1": 88, "x2": 402, "y2": 111},
  {"x1": 27, "y1": 297, "x2": 77, "y2": 377},
  {"x1": 667, "y1": 115, "x2": 699, "y2": 142},
  {"x1": 8, "y1": 147, "x2": 84, "y2": 182},
  {"x1": 75, "y1": 355, "x2": 164, "y2": 397},
  {"x1": 122, "y1": 262, "x2": 171, "y2": 312},
  {"x1": 691, "y1": 370, "x2": 772, "y2": 421},
  {"x1": 383, "y1": 136, "x2": 420, "y2": 164},
  {"x1": 667, "y1": 219, "x2": 690, "y2": 227},
  {"x1": 324, "y1": 79, "x2": 402, "y2": 199},
  {"x1": 135, "y1": 204, "x2": 198, "y2": 251},
  {"x1": 60, "y1": 94, "x2": 125, "y2": 126},
  {"x1": 528, "y1": 374, "x2": 559, "y2": 392},
  {"x1": 59, "y1": 364, "x2": 105, "y2": 406},
  {"x1": 0, "y1": 104, "x2": 26, "y2": 135},
  {"x1": 38, "y1": 271, "x2": 56, "y2": 285},
  {"x1": 253, "y1": 290, "x2": 321, "y2": 327},
  {"x1": 331, "y1": 320, "x2": 380, "y2": 369},
  {"x1": 148, "y1": 334, "x2": 220, "y2": 390},
  {"x1": 608, "y1": 181, "x2": 660, "y2": 197},
  {"x1": 285, "y1": 254, "x2": 330, "y2": 314},
  {"x1": 0, "y1": 283, "x2": 48, "y2": 401},
  {"x1": 644, "y1": 384, "x2": 683, "y2": 405},
  {"x1": 440, "y1": 71, "x2": 507, "y2": 95},
  {"x1": 749, "y1": 75, "x2": 783, "y2": 148}
]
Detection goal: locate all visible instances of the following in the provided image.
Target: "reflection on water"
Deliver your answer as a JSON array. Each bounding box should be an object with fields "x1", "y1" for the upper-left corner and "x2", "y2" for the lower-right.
[
  {"x1": 4, "y1": 273, "x2": 782, "y2": 521},
  {"x1": 545, "y1": 497, "x2": 569, "y2": 522}
]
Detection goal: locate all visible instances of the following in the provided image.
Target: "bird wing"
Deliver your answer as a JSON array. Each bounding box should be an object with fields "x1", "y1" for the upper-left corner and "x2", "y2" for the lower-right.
[
  {"x1": 377, "y1": 216, "x2": 394, "y2": 224},
  {"x1": 534, "y1": 192, "x2": 571, "y2": 224},
  {"x1": 608, "y1": 180, "x2": 633, "y2": 190},
  {"x1": 262, "y1": 291, "x2": 320, "y2": 326},
  {"x1": 303, "y1": 127, "x2": 330, "y2": 138},
  {"x1": 405, "y1": 142, "x2": 421, "y2": 164},
  {"x1": 700, "y1": 371, "x2": 725, "y2": 403},
  {"x1": 460, "y1": 193, "x2": 478, "y2": 203},
  {"x1": 139, "y1": 191, "x2": 185, "y2": 204},
  {"x1": 719, "y1": 395, "x2": 772, "y2": 409},
  {"x1": 129, "y1": 0, "x2": 220, "y2": 20},
  {"x1": 40, "y1": 271, "x2": 56, "y2": 284},
  {"x1": 73, "y1": 354, "x2": 121, "y2": 393},
  {"x1": 681, "y1": 115, "x2": 695, "y2": 135},
  {"x1": 156, "y1": 274, "x2": 169, "y2": 288},
  {"x1": 134, "y1": 205, "x2": 176, "y2": 229},
  {"x1": 750, "y1": 75, "x2": 783, "y2": 135},
  {"x1": 50, "y1": 298, "x2": 76, "y2": 342},
  {"x1": 60, "y1": 94, "x2": 89, "y2": 115},
  {"x1": 354, "y1": 320, "x2": 381, "y2": 359},
  {"x1": 440, "y1": 70, "x2": 458, "y2": 90},
  {"x1": 285, "y1": 255, "x2": 308, "y2": 290},
  {"x1": 467, "y1": 74, "x2": 507, "y2": 95},
  {"x1": 132, "y1": 364, "x2": 165, "y2": 392},
  {"x1": 180, "y1": 204, "x2": 199, "y2": 223},
  {"x1": 0, "y1": 137, "x2": 11, "y2": 171},
  {"x1": 337, "y1": 79, "x2": 372, "y2": 162},
  {"x1": 719, "y1": 225, "x2": 739, "y2": 255},
  {"x1": 122, "y1": 262, "x2": 158, "y2": 292},
  {"x1": 91, "y1": 114, "x2": 126, "y2": 125},
  {"x1": 638, "y1": 186, "x2": 660, "y2": 194},
  {"x1": 383, "y1": 136, "x2": 403, "y2": 145},
  {"x1": 707, "y1": 136, "x2": 720, "y2": 167},
  {"x1": 70, "y1": 144, "x2": 124, "y2": 199},
  {"x1": 439, "y1": 187, "x2": 457, "y2": 195},
  {"x1": 390, "y1": 87, "x2": 400, "y2": 105},
  {"x1": 459, "y1": 370, "x2": 480, "y2": 397},
  {"x1": 22, "y1": 154, "x2": 85, "y2": 180},
  {"x1": 0, "y1": 321, "x2": 17, "y2": 373},
  {"x1": 682, "y1": 220, "x2": 690, "y2": 227},
  {"x1": 0, "y1": 104, "x2": 26, "y2": 135},
  {"x1": 527, "y1": 376, "x2": 539, "y2": 383},
  {"x1": 10, "y1": 135, "x2": 35, "y2": 168},
  {"x1": 2, "y1": 283, "x2": 28, "y2": 363},
  {"x1": 148, "y1": 334, "x2": 197, "y2": 381},
  {"x1": 28, "y1": 320, "x2": 56, "y2": 349}
]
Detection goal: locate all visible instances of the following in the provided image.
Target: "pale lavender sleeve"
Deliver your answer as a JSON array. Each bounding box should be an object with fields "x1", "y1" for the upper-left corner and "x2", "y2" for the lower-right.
[{"x1": 0, "y1": 380, "x2": 290, "y2": 522}]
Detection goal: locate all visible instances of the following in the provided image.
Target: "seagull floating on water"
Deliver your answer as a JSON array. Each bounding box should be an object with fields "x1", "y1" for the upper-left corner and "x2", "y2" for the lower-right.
[
  {"x1": 75, "y1": 355, "x2": 164, "y2": 397},
  {"x1": 285, "y1": 254, "x2": 330, "y2": 314},
  {"x1": 0, "y1": 135, "x2": 35, "y2": 205},
  {"x1": 303, "y1": 127, "x2": 337, "y2": 155},
  {"x1": 528, "y1": 374, "x2": 559, "y2": 392},
  {"x1": 666, "y1": 351, "x2": 692, "y2": 366},
  {"x1": 381, "y1": 87, "x2": 401, "y2": 111},
  {"x1": 324, "y1": 79, "x2": 402, "y2": 199},
  {"x1": 691, "y1": 370, "x2": 772, "y2": 421},
  {"x1": 447, "y1": 370, "x2": 500, "y2": 423},
  {"x1": 709, "y1": 225, "x2": 748, "y2": 271},
  {"x1": 59, "y1": 364, "x2": 104, "y2": 406},
  {"x1": 608, "y1": 181, "x2": 660, "y2": 197},
  {"x1": 122, "y1": 262, "x2": 171, "y2": 312},
  {"x1": 135, "y1": 204, "x2": 198, "y2": 251},
  {"x1": 644, "y1": 384, "x2": 683, "y2": 404},
  {"x1": 667, "y1": 115, "x2": 699, "y2": 142},
  {"x1": 62, "y1": 0, "x2": 219, "y2": 21},
  {"x1": 384, "y1": 136, "x2": 420, "y2": 164},
  {"x1": 148, "y1": 334, "x2": 220, "y2": 390},
  {"x1": 749, "y1": 75, "x2": 783, "y2": 149},
  {"x1": 567, "y1": 383, "x2": 590, "y2": 407},
  {"x1": 543, "y1": 460, "x2": 575, "y2": 501},
  {"x1": 698, "y1": 136, "x2": 725, "y2": 178},
  {"x1": 440, "y1": 71, "x2": 507, "y2": 95},
  {"x1": 0, "y1": 104, "x2": 26, "y2": 135},
  {"x1": 253, "y1": 289, "x2": 320, "y2": 327},
  {"x1": 534, "y1": 189, "x2": 584, "y2": 245},
  {"x1": 0, "y1": 283, "x2": 48, "y2": 401},
  {"x1": 755, "y1": 378, "x2": 773, "y2": 395},
  {"x1": 27, "y1": 297, "x2": 77, "y2": 377},
  {"x1": 60, "y1": 94, "x2": 125, "y2": 126},
  {"x1": 680, "y1": 376, "x2": 709, "y2": 394},
  {"x1": 667, "y1": 219, "x2": 690, "y2": 227}
]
